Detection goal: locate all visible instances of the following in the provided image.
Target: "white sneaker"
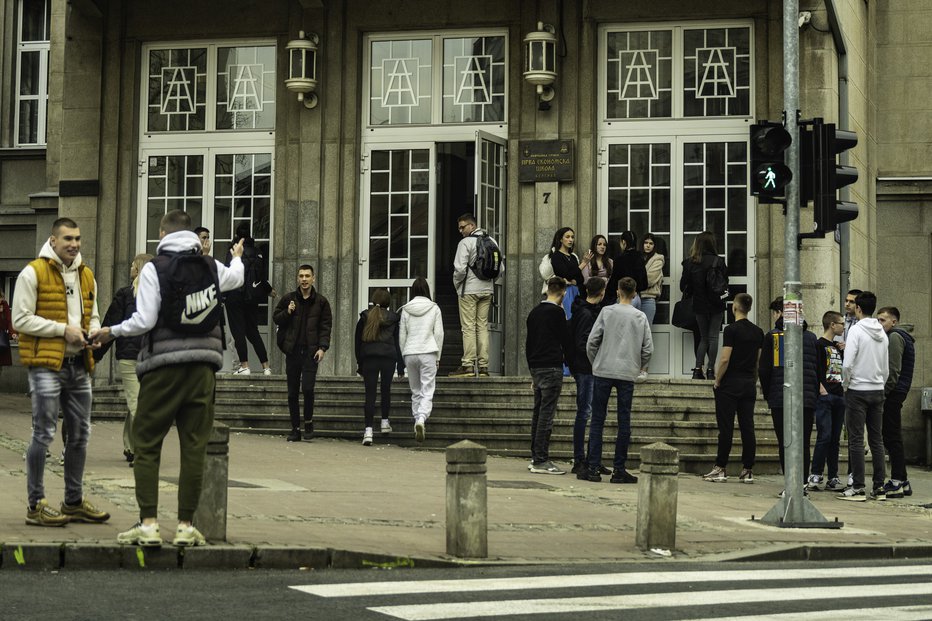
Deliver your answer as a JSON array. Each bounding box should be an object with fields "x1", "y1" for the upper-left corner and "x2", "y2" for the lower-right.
[
  {"x1": 380, "y1": 419, "x2": 392, "y2": 434},
  {"x1": 636, "y1": 370, "x2": 649, "y2": 383},
  {"x1": 806, "y1": 474, "x2": 823, "y2": 491},
  {"x1": 117, "y1": 521, "x2": 162, "y2": 547},
  {"x1": 233, "y1": 366, "x2": 251, "y2": 375},
  {"x1": 362, "y1": 428, "x2": 373, "y2": 446},
  {"x1": 847, "y1": 473, "x2": 854, "y2": 487},
  {"x1": 414, "y1": 417, "x2": 426, "y2": 442},
  {"x1": 172, "y1": 524, "x2": 206, "y2": 547},
  {"x1": 262, "y1": 368, "x2": 272, "y2": 376},
  {"x1": 702, "y1": 466, "x2": 727, "y2": 482}
]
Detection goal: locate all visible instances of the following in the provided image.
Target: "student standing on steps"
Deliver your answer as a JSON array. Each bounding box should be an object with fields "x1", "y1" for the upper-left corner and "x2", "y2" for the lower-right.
[
  {"x1": 703, "y1": 293, "x2": 763, "y2": 484},
  {"x1": 526, "y1": 277, "x2": 571, "y2": 475},
  {"x1": 399, "y1": 277, "x2": 444, "y2": 443},
  {"x1": 355, "y1": 289, "x2": 404, "y2": 446},
  {"x1": 273, "y1": 264, "x2": 332, "y2": 442},
  {"x1": 876, "y1": 306, "x2": 916, "y2": 499},
  {"x1": 568, "y1": 277, "x2": 606, "y2": 477},
  {"x1": 92, "y1": 210, "x2": 245, "y2": 547},
  {"x1": 808, "y1": 310, "x2": 847, "y2": 492}
]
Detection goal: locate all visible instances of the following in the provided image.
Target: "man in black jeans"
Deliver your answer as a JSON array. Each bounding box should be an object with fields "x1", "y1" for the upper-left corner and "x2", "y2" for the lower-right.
[{"x1": 273, "y1": 264, "x2": 332, "y2": 442}]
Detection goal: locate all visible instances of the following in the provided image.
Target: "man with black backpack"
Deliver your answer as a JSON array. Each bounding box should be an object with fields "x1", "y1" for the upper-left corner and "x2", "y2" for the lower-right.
[
  {"x1": 225, "y1": 222, "x2": 274, "y2": 375},
  {"x1": 451, "y1": 213, "x2": 503, "y2": 378},
  {"x1": 91, "y1": 210, "x2": 244, "y2": 547}
]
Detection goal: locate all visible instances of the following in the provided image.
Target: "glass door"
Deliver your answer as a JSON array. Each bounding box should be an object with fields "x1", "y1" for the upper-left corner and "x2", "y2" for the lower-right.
[
  {"x1": 475, "y1": 130, "x2": 506, "y2": 374},
  {"x1": 358, "y1": 144, "x2": 436, "y2": 310}
]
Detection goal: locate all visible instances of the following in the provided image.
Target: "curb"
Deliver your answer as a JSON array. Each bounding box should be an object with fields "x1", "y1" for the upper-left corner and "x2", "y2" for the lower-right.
[{"x1": 703, "y1": 543, "x2": 932, "y2": 563}]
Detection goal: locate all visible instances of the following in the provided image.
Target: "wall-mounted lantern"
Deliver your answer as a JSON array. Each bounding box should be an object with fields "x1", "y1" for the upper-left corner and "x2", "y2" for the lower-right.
[
  {"x1": 285, "y1": 31, "x2": 319, "y2": 109},
  {"x1": 523, "y1": 22, "x2": 557, "y2": 106}
]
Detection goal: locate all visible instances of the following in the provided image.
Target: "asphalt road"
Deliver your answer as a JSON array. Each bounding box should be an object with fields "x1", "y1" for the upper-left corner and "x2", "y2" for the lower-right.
[{"x1": 3, "y1": 560, "x2": 932, "y2": 620}]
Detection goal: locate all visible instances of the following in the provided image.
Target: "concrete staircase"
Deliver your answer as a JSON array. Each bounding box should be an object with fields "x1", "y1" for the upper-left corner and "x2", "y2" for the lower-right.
[{"x1": 90, "y1": 375, "x2": 798, "y2": 475}]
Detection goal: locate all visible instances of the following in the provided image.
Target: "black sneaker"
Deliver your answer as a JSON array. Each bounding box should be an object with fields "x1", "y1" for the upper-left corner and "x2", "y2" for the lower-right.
[
  {"x1": 304, "y1": 421, "x2": 314, "y2": 439},
  {"x1": 598, "y1": 465, "x2": 612, "y2": 475},
  {"x1": 571, "y1": 461, "x2": 586, "y2": 475},
  {"x1": 705, "y1": 369, "x2": 715, "y2": 381},
  {"x1": 610, "y1": 469, "x2": 638, "y2": 484},
  {"x1": 286, "y1": 429, "x2": 302, "y2": 442},
  {"x1": 691, "y1": 368, "x2": 705, "y2": 380},
  {"x1": 577, "y1": 468, "x2": 602, "y2": 482},
  {"x1": 870, "y1": 487, "x2": 886, "y2": 501},
  {"x1": 123, "y1": 450, "x2": 134, "y2": 463}
]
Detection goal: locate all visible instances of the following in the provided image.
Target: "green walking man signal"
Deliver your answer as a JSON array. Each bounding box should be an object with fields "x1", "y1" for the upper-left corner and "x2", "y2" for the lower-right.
[{"x1": 749, "y1": 121, "x2": 793, "y2": 198}]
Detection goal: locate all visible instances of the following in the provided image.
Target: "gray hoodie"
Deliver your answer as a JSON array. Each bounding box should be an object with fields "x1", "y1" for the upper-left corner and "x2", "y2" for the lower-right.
[
  {"x1": 841, "y1": 317, "x2": 889, "y2": 391},
  {"x1": 399, "y1": 296, "x2": 444, "y2": 359},
  {"x1": 586, "y1": 302, "x2": 653, "y2": 382}
]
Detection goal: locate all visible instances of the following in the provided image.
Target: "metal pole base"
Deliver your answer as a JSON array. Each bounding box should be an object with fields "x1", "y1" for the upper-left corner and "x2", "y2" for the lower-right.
[{"x1": 759, "y1": 494, "x2": 843, "y2": 529}]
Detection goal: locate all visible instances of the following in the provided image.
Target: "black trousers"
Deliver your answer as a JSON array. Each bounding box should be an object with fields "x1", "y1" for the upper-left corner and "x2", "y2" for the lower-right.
[
  {"x1": 285, "y1": 347, "x2": 319, "y2": 431},
  {"x1": 771, "y1": 407, "x2": 815, "y2": 483},
  {"x1": 361, "y1": 358, "x2": 395, "y2": 428},
  {"x1": 713, "y1": 380, "x2": 758, "y2": 470},
  {"x1": 882, "y1": 391, "x2": 908, "y2": 482},
  {"x1": 226, "y1": 298, "x2": 268, "y2": 364}
]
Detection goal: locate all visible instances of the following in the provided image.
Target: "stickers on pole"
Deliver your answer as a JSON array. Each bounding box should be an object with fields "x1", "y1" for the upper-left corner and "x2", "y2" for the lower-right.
[{"x1": 783, "y1": 298, "x2": 804, "y2": 326}]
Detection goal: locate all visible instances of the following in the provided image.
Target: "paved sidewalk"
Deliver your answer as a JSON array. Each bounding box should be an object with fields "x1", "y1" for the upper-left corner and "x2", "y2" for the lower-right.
[{"x1": 1, "y1": 392, "x2": 931, "y2": 565}]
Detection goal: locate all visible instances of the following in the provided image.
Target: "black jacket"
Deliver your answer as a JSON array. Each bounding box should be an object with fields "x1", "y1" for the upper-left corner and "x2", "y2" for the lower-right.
[
  {"x1": 605, "y1": 249, "x2": 647, "y2": 305},
  {"x1": 94, "y1": 284, "x2": 143, "y2": 362},
  {"x1": 526, "y1": 302, "x2": 570, "y2": 369},
  {"x1": 272, "y1": 287, "x2": 333, "y2": 355},
  {"x1": 568, "y1": 298, "x2": 601, "y2": 375},
  {"x1": 759, "y1": 319, "x2": 820, "y2": 410},
  {"x1": 679, "y1": 253, "x2": 727, "y2": 314},
  {"x1": 354, "y1": 309, "x2": 404, "y2": 374}
]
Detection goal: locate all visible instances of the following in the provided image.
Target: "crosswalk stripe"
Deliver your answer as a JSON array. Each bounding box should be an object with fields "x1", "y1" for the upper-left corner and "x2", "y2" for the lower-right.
[
  {"x1": 686, "y1": 606, "x2": 932, "y2": 621},
  {"x1": 366, "y1": 582, "x2": 932, "y2": 620},
  {"x1": 290, "y1": 564, "x2": 932, "y2": 598}
]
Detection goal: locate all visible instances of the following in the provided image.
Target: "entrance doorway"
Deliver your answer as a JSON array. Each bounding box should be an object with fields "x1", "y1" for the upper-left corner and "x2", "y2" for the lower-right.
[{"x1": 358, "y1": 133, "x2": 506, "y2": 374}]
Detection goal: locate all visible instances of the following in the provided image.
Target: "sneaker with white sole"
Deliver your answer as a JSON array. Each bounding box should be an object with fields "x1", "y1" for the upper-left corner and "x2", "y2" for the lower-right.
[
  {"x1": 825, "y1": 477, "x2": 844, "y2": 491},
  {"x1": 847, "y1": 473, "x2": 854, "y2": 487},
  {"x1": 362, "y1": 428, "x2": 373, "y2": 446},
  {"x1": 380, "y1": 419, "x2": 392, "y2": 434},
  {"x1": 414, "y1": 417, "x2": 426, "y2": 443},
  {"x1": 806, "y1": 474, "x2": 823, "y2": 491},
  {"x1": 173, "y1": 524, "x2": 207, "y2": 547},
  {"x1": 836, "y1": 486, "x2": 867, "y2": 502},
  {"x1": 262, "y1": 368, "x2": 272, "y2": 376},
  {"x1": 702, "y1": 466, "x2": 727, "y2": 482},
  {"x1": 26, "y1": 499, "x2": 70, "y2": 527},
  {"x1": 738, "y1": 469, "x2": 754, "y2": 484},
  {"x1": 60, "y1": 498, "x2": 110, "y2": 523},
  {"x1": 529, "y1": 461, "x2": 565, "y2": 475},
  {"x1": 233, "y1": 366, "x2": 251, "y2": 375},
  {"x1": 117, "y1": 521, "x2": 163, "y2": 546},
  {"x1": 635, "y1": 370, "x2": 648, "y2": 383}
]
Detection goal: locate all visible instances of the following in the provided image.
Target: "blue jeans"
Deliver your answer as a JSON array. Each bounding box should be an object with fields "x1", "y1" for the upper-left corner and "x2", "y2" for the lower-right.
[
  {"x1": 811, "y1": 393, "x2": 845, "y2": 479},
  {"x1": 573, "y1": 373, "x2": 595, "y2": 464},
  {"x1": 530, "y1": 367, "x2": 564, "y2": 464},
  {"x1": 26, "y1": 361, "x2": 93, "y2": 507},
  {"x1": 586, "y1": 377, "x2": 634, "y2": 472},
  {"x1": 640, "y1": 298, "x2": 656, "y2": 324}
]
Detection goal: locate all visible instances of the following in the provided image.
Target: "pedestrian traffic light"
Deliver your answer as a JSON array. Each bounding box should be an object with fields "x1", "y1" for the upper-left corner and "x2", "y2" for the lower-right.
[
  {"x1": 813, "y1": 123, "x2": 858, "y2": 233},
  {"x1": 749, "y1": 122, "x2": 793, "y2": 198}
]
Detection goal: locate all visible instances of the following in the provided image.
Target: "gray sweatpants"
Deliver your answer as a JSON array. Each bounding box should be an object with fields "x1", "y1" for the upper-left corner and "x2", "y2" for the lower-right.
[{"x1": 845, "y1": 389, "x2": 886, "y2": 490}]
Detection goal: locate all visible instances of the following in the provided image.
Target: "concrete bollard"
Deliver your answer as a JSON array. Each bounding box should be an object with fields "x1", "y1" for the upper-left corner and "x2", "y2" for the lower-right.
[
  {"x1": 635, "y1": 442, "x2": 679, "y2": 551},
  {"x1": 193, "y1": 422, "x2": 230, "y2": 542},
  {"x1": 445, "y1": 440, "x2": 488, "y2": 558}
]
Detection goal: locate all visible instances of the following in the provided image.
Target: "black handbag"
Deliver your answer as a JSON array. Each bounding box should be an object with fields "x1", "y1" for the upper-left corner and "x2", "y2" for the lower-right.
[{"x1": 672, "y1": 295, "x2": 698, "y2": 330}]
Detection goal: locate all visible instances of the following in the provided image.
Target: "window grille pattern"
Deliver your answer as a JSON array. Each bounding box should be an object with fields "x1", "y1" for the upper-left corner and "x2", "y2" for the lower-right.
[
  {"x1": 147, "y1": 48, "x2": 208, "y2": 132},
  {"x1": 369, "y1": 40, "x2": 433, "y2": 125},
  {"x1": 216, "y1": 46, "x2": 276, "y2": 130},
  {"x1": 442, "y1": 36, "x2": 506, "y2": 123},
  {"x1": 144, "y1": 155, "x2": 205, "y2": 254},
  {"x1": 683, "y1": 27, "x2": 750, "y2": 117},
  {"x1": 605, "y1": 30, "x2": 672, "y2": 119}
]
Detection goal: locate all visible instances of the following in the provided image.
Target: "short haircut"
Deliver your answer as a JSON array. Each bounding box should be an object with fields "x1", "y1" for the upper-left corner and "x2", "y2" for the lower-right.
[
  {"x1": 235, "y1": 222, "x2": 251, "y2": 240},
  {"x1": 585, "y1": 277, "x2": 606, "y2": 298},
  {"x1": 160, "y1": 209, "x2": 191, "y2": 234},
  {"x1": 877, "y1": 306, "x2": 900, "y2": 321},
  {"x1": 546, "y1": 277, "x2": 566, "y2": 295},
  {"x1": 51, "y1": 217, "x2": 78, "y2": 234},
  {"x1": 733, "y1": 292, "x2": 752, "y2": 314},
  {"x1": 618, "y1": 276, "x2": 637, "y2": 297},
  {"x1": 846, "y1": 289, "x2": 863, "y2": 298},
  {"x1": 854, "y1": 291, "x2": 877, "y2": 316},
  {"x1": 769, "y1": 296, "x2": 783, "y2": 313},
  {"x1": 193, "y1": 226, "x2": 210, "y2": 236},
  {"x1": 822, "y1": 310, "x2": 843, "y2": 330},
  {"x1": 297, "y1": 264, "x2": 314, "y2": 275},
  {"x1": 457, "y1": 213, "x2": 476, "y2": 225}
]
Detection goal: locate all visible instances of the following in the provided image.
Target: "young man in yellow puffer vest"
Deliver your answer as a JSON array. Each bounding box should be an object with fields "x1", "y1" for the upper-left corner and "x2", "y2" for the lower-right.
[{"x1": 12, "y1": 217, "x2": 110, "y2": 527}]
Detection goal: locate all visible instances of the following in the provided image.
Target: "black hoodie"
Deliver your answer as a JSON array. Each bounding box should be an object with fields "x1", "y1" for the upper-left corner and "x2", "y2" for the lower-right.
[{"x1": 354, "y1": 308, "x2": 404, "y2": 374}]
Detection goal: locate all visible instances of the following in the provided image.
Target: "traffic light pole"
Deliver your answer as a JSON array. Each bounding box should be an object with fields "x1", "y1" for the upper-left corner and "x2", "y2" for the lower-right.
[{"x1": 760, "y1": 0, "x2": 838, "y2": 529}]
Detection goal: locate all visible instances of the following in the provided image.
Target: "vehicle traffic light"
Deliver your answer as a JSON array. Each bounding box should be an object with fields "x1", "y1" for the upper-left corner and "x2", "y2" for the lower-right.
[
  {"x1": 749, "y1": 122, "x2": 793, "y2": 198},
  {"x1": 798, "y1": 124, "x2": 815, "y2": 206},
  {"x1": 813, "y1": 122, "x2": 858, "y2": 233}
]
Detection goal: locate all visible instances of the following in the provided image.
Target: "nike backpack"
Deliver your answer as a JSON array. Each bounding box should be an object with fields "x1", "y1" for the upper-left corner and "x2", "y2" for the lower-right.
[{"x1": 152, "y1": 251, "x2": 223, "y2": 334}]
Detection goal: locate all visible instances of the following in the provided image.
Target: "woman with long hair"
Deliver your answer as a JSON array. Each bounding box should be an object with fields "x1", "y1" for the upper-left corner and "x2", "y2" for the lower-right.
[
  {"x1": 679, "y1": 231, "x2": 727, "y2": 380},
  {"x1": 640, "y1": 233, "x2": 666, "y2": 324},
  {"x1": 399, "y1": 277, "x2": 444, "y2": 442},
  {"x1": 547, "y1": 227, "x2": 591, "y2": 318},
  {"x1": 604, "y1": 231, "x2": 646, "y2": 308},
  {"x1": 94, "y1": 253, "x2": 154, "y2": 465},
  {"x1": 581, "y1": 234, "x2": 612, "y2": 285},
  {"x1": 355, "y1": 288, "x2": 404, "y2": 446}
]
